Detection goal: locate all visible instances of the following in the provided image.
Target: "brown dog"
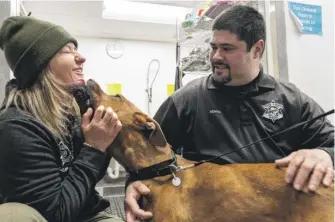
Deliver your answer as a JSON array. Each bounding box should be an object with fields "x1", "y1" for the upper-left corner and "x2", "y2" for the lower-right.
[{"x1": 79, "y1": 79, "x2": 334, "y2": 222}]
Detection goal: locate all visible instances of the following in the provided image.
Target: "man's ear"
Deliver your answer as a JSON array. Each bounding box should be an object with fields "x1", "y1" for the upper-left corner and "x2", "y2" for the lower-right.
[
  {"x1": 133, "y1": 112, "x2": 167, "y2": 147},
  {"x1": 253, "y1": 39, "x2": 264, "y2": 59}
]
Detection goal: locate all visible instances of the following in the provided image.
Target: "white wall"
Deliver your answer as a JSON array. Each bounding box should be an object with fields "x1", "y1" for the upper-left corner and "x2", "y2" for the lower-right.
[
  {"x1": 77, "y1": 0, "x2": 334, "y2": 123},
  {"x1": 77, "y1": 37, "x2": 176, "y2": 117},
  {"x1": 283, "y1": 0, "x2": 334, "y2": 122}
]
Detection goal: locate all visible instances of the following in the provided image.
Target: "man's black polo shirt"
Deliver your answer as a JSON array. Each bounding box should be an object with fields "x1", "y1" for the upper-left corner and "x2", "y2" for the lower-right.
[{"x1": 153, "y1": 70, "x2": 334, "y2": 164}]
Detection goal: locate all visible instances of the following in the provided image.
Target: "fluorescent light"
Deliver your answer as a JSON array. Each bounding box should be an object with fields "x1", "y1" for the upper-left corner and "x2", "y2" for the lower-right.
[{"x1": 103, "y1": 0, "x2": 192, "y2": 25}]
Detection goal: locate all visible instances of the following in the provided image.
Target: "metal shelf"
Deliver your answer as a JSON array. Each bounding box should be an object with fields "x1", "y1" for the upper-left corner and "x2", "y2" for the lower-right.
[
  {"x1": 178, "y1": 1, "x2": 234, "y2": 46},
  {"x1": 175, "y1": 1, "x2": 259, "y2": 90},
  {"x1": 179, "y1": 30, "x2": 212, "y2": 46},
  {"x1": 178, "y1": 1, "x2": 259, "y2": 47}
]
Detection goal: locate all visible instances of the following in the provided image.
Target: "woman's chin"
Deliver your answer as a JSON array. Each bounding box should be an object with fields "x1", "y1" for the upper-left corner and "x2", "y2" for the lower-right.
[{"x1": 74, "y1": 79, "x2": 85, "y2": 85}]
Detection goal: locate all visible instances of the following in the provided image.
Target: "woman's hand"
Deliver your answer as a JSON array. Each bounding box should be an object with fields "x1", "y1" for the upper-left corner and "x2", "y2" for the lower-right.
[{"x1": 81, "y1": 106, "x2": 122, "y2": 152}]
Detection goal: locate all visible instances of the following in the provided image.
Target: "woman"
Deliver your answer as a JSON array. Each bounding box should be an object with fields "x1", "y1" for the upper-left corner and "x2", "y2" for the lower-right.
[{"x1": 0, "y1": 16, "x2": 123, "y2": 222}]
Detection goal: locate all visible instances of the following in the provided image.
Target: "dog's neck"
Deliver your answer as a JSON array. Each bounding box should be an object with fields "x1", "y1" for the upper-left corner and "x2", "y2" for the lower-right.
[
  {"x1": 122, "y1": 144, "x2": 174, "y2": 171},
  {"x1": 126, "y1": 147, "x2": 194, "y2": 183}
]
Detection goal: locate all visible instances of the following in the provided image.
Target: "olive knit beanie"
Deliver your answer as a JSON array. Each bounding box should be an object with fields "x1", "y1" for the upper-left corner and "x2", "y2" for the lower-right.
[{"x1": 0, "y1": 16, "x2": 78, "y2": 89}]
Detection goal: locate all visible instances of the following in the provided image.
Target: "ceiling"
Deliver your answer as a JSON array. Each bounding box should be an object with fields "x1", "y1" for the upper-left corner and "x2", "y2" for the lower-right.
[
  {"x1": 22, "y1": 0, "x2": 208, "y2": 43},
  {"x1": 129, "y1": 0, "x2": 207, "y2": 8}
]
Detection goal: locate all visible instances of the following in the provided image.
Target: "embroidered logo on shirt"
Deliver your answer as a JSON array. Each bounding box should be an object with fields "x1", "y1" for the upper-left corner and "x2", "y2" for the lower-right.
[
  {"x1": 209, "y1": 110, "x2": 222, "y2": 114},
  {"x1": 262, "y1": 100, "x2": 284, "y2": 122},
  {"x1": 58, "y1": 141, "x2": 73, "y2": 173}
]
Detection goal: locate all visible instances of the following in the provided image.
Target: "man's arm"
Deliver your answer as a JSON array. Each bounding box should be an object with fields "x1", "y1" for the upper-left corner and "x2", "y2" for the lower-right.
[
  {"x1": 276, "y1": 88, "x2": 334, "y2": 192},
  {"x1": 298, "y1": 91, "x2": 334, "y2": 161}
]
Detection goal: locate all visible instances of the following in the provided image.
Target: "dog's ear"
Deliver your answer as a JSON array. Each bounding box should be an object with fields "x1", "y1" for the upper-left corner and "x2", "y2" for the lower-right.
[
  {"x1": 86, "y1": 79, "x2": 105, "y2": 97},
  {"x1": 148, "y1": 119, "x2": 167, "y2": 147},
  {"x1": 133, "y1": 112, "x2": 167, "y2": 147}
]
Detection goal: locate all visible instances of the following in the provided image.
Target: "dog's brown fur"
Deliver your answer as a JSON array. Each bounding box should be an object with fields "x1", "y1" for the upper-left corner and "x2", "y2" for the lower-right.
[{"x1": 86, "y1": 79, "x2": 334, "y2": 222}]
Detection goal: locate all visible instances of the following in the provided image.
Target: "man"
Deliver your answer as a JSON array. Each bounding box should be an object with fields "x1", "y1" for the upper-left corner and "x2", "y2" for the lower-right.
[{"x1": 125, "y1": 5, "x2": 334, "y2": 221}]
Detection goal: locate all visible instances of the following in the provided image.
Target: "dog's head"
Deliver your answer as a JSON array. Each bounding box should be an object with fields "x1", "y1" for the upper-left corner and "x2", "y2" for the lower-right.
[{"x1": 76, "y1": 79, "x2": 171, "y2": 171}]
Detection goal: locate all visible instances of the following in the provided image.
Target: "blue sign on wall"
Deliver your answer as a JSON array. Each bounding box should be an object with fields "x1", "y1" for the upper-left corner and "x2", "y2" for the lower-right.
[{"x1": 288, "y1": 1, "x2": 322, "y2": 35}]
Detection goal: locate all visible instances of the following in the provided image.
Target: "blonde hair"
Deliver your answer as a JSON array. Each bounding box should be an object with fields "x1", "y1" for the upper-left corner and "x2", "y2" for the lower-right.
[{"x1": 3, "y1": 69, "x2": 80, "y2": 140}]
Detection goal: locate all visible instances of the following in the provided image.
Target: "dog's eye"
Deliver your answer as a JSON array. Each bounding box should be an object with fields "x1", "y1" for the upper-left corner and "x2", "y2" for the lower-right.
[
  {"x1": 141, "y1": 124, "x2": 154, "y2": 139},
  {"x1": 112, "y1": 94, "x2": 122, "y2": 100}
]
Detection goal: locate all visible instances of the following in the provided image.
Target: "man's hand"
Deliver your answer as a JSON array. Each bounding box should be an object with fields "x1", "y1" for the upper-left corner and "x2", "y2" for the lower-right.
[
  {"x1": 125, "y1": 181, "x2": 153, "y2": 222},
  {"x1": 275, "y1": 149, "x2": 334, "y2": 192}
]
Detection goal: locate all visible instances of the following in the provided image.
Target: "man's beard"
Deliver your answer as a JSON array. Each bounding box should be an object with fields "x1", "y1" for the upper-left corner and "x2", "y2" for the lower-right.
[{"x1": 211, "y1": 61, "x2": 232, "y2": 86}]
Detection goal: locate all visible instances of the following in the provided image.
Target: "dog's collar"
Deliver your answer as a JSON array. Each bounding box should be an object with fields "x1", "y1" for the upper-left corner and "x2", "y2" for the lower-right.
[{"x1": 127, "y1": 151, "x2": 179, "y2": 182}]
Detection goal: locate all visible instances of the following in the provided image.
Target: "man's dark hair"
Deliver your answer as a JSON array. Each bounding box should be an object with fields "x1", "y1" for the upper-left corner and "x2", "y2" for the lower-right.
[{"x1": 212, "y1": 5, "x2": 266, "y2": 52}]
